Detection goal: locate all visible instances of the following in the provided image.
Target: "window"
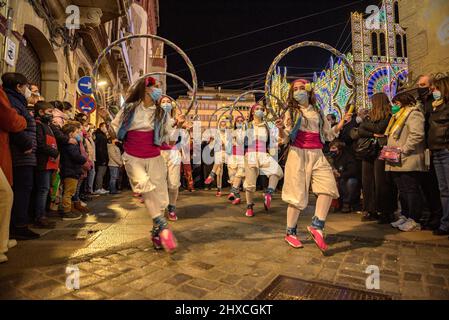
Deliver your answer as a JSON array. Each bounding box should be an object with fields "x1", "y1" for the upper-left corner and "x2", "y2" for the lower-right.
[
  {"x1": 403, "y1": 35, "x2": 408, "y2": 57},
  {"x1": 379, "y1": 33, "x2": 386, "y2": 56},
  {"x1": 394, "y1": 1, "x2": 400, "y2": 24},
  {"x1": 371, "y1": 32, "x2": 379, "y2": 56},
  {"x1": 396, "y1": 34, "x2": 403, "y2": 57}
]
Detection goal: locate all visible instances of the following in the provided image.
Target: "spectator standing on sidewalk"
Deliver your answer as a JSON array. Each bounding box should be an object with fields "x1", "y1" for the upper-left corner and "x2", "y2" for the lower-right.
[
  {"x1": 0, "y1": 86, "x2": 26, "y2": 263},
  {"x1": 33, "y1": 102, "x2": 59, "y2": 229},
  {"x1": 427, "y1": 76, "x2": 449, "y2": 236},
  {"x1": 107, "y1": 139, "x2": 123, "y2": 194},
  {"x1": 2, "y1": 73, "x2": 40, "y2": 240},
  {"x1": 94, "y1": 122, "x2": 109, "y2": 195}
]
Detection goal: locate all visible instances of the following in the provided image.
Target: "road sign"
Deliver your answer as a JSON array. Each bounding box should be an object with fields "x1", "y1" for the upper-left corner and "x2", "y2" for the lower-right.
[
  {"x1": 77, "y1": 95, "x2": 96, "y2": 114},
  {"x1": 77, "y1": 76, "x2": 93, "y2": 95},
  {"x1": 5, "y1": 37, "x2": 16, "y2": 67}
]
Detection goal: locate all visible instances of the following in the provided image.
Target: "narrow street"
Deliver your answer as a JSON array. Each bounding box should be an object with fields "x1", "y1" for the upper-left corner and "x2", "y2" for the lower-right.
[{"x1": 1, "y1": 190, "x2": 449, "y2": 300}]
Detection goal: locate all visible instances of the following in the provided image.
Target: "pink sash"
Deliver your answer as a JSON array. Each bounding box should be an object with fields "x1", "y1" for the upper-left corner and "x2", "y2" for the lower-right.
[
  {"x1": 124, "y1": 130, "x2": 160, "y2": 158},
  {"x1": 292, "y1": 131, "x2": 323, "y2": 149}
]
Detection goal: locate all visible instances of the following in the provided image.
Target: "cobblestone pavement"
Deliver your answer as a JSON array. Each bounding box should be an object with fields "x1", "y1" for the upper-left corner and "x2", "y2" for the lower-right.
[{"x1": 1, "y1": 190, "x2": 449, "y2": 300}]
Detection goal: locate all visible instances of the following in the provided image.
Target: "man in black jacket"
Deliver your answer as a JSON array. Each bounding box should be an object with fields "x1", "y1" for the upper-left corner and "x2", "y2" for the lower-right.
[
  {"x1": 329, "y1": 140, "x2": 362, "y2": 213},
  {"x1": 94, "y1": 122, "x2": 109, "y2": 194},
  {"x1": 417, "y1": 75, "x2": 443, "y2": 230}
]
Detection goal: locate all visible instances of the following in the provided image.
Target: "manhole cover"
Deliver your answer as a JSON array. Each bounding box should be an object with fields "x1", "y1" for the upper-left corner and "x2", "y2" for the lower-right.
[{"x1": 255, "y1": 276, "x2": 393, "y2": 300}]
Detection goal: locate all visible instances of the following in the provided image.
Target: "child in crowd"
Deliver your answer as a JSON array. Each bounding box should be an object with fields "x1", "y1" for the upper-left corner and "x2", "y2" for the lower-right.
[
  {"x1": 108, "y1": 139, "x2": 123, "y2": 194},
  {"x1": 60, "y1": 122, "x2": 87, "y2": 221},
  {"x1": 34, "y1": 101, "x2": 59, "y2": 228}
]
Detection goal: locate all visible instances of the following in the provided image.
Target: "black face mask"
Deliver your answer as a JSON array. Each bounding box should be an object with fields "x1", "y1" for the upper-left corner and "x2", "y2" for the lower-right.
[
  {"x1": 418, "y1": 87, "x2": 430, "y2": 99},
  {"x1": 329, "y1": 151, "x2": 338, "y2": 158},
  {"x1": 41, "y1": 113, "x2": 53, "y2": 123}
]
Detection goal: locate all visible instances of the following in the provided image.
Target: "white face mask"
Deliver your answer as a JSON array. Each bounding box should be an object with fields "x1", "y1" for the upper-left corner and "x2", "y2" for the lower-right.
[{"x1": 24, "y1": 87, "x2": 32, "y2": 99}]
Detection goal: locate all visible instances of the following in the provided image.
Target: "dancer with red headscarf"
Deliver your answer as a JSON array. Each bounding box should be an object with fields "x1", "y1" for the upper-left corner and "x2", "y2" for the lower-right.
[{"x1": 276, "y1": 79, "x2": 350, "y2": 253}]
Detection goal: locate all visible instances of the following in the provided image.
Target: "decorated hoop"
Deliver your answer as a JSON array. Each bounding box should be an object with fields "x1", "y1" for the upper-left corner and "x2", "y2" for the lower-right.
[
  {"x1": 133, "y1": 72, "x2": 195, "y2": 115},
  {"x1": 92, "y1": 34, "x2": 198, "y2": 116},
  {"x1": 230, "y1": 89, "x2": 287, "y2": 119},
  {"x1": 264, "y1": 41, "x2": 356, "y2": 113},
  {"x1": 207, "y1": 105, "x2": 245, "y2": 129}
]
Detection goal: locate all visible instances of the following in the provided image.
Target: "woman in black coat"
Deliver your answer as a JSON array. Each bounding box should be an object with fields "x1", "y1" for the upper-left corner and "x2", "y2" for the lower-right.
[{"x1": 357, "y1": 93, "x2": 397, "y2": 223}]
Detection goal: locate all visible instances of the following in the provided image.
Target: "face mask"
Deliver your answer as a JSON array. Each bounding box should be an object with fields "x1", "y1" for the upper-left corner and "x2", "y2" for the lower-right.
[
  {"x1": 236, "y1": 123, "x2": 243, "y2": 129},
  {"x1": 294, "y1": 90, "x2": 309, "y2": 105},
  {"x1": 75, "y1": 134, "x2": 82, "y2": 143},
  {"x1": 149, "y1": 88, "x2": 162, "y2": 102},
  {"x1": 24, "y1": 87, "x2": 32, "y2": 99},
  {"x1": 329, "y1": 151, "x2": 338, "y2": 158},
  {"x1": 391, "y1": 104, "x2": 401, "y2": 115},
  {"x1": 418, "y1": 87, "x2": 430, "y2": 98},
  {"x1": 254, "y1": 110, "x2": 264, "y2": 119},
  {"x1": 161, "y1": 103, "x2": 172, "y2": 113},
  {"x1": 41, "y1": 113, "x2": 53, "y2": 123},
  {"x1": 433, "y1": 90, "x2": 442, "y2": 101}
]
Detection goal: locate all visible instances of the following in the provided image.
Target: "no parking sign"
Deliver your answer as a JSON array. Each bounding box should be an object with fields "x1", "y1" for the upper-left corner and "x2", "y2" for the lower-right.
[{"x1": 77, "y1": 95, "x2": 97, "y2": 114}]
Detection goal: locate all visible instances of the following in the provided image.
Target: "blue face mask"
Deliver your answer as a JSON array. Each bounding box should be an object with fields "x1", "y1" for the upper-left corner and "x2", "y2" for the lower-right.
[
  {"x1": 161, "y1": 103, "x2": 173, "y2": 113},
  {"x1": 236, "y1": 123, "x2": 243, "y2": 129},
  {"x1": 254, "y1": 110, "x2": 264, "y2": 119},
  {"x1": 294, "y1": 90, "x2": 309, "y2": 106},
  {"x1": 433, "y1": 90, "x2": 442, "y2": 101},
  {"x1": 149, "y1": 88, "x2": 162, "y2": 103},
  {"x1": 75, "y1": 134, "x2": 82, "y2": 143}
]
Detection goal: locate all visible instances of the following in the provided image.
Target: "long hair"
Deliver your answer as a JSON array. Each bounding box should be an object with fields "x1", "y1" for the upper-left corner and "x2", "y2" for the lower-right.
[
  {"x1": 369, "y1": 92, "x2": 392, "y2": 121},
  {"x1": 121, "y1": 77, "x2": 164, "y2": 124},
  {"x1": 434, "y1": 76, "x2": 449, "y2": 104}
]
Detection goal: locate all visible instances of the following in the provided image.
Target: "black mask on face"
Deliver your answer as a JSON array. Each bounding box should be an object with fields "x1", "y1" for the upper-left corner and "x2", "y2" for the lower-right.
[
  {"x1": 418, "y1": 87, "x2": 430, "y2": 99},
  {"x1": 40, "y1": 113, "x2": 53, "y2": 123},
  {"x1": 329, "y1": 151, "x2": 338, "y2": 158}
]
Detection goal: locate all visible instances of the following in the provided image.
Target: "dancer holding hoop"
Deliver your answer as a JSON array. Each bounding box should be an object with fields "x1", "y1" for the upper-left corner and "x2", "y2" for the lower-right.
[
  {"x1": 276, "y1": 79, "x2": 350, "y2": 253},
  {"x1": 244, "y1": 104, "x2": 283, "y2": 217},
  {"x1": 101, "y1": 77, "x2": 185, "y2": 252},
  {"x1": 227, "y1": 115, "x2": 246, "y2": 205},
  {"x1": 204, "y1": 116, "x2": 232, "y2": 197},
  {"x1": 159, "y1": 96, "x2": 183, "y2": 222}
]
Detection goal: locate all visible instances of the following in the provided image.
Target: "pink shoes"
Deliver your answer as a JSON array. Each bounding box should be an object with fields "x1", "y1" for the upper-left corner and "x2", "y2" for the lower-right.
[
  {"x1": 204, "y1": 176, "x2": 214, "y2": 185},
  {"x1": 232, "y1": 198, "x2": 241, "y2": 205},
  {"x1": 307, "y1": 226, "x2": 328, "y2": 253},
  {"x1": 264, "y1": 193, "x2": 272, "y2": 211},
  {"x1": 216, "y1": 191, "x2": 222, "y2": 197},
  {"x1": 168, "y1": 211, "x2": 178, "y2": 221},
  {"x1": 285, "y1": 235, "x2": 304, "y2": 248},
  {"x1": 245, "y1": 207, "x2": 254, "y2": 217},
  {"x1": 228, "y1": 193, "x2": 236, "y2": 201},
  {"x1": 159, "y1": 228, "x2": 177, "y2": 253}
]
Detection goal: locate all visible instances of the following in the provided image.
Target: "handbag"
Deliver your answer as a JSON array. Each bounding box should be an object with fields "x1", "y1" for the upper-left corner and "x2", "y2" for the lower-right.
[
  {"x1": 354, "y1": 137, "x2": 378, "y2": 160},
  {"x1": 378, "y1": 146, "x2": 401, "y2": 164}
]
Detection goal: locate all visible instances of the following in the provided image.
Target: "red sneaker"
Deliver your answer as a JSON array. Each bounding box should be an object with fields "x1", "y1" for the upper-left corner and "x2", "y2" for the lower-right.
[
  {"x1": 205, "y1": 176, "x2": 214, "y2": 185},
  {"x1": 307, "y1": 226, "x2": 328, "y2": 253},
  {"x1": 232, "y1": 198, "x2": 241, "y2": 205},
  {"x1": 168, "y1": 211, "x2": 178, "y2": 221},
  {"x1": 228, "y1": 193, "x2": 236, "y2": 201},
  {"x1": 285, "y1": 234, "x2": 303, "y2": 248},
  {"x1": 151, "y1": 235, "x2": 163, "y2": 250},
  {"x1": 245, "y1": 207, "x2": 254, "y2": 217},
  {"x1": 216, "y1": 191, "x2": 222, "y2": 197},
  {"x1": 264, "y1": 193, "x2": 272, "y2": 211},
  {"x1": 159, "y1": 228, "x2": 177, "y2": 253}
]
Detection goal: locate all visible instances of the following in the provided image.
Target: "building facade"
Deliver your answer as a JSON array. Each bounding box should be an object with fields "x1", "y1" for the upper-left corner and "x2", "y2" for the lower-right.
[
  {"x1": 0, "y1": 0, "x2": 161, "y2": 124},
  {"x1": 177, "y1": 87, "x2": 255, "y2": 130},
  {"x1": 399, "y1": 0, "x2": 449, "y2": 77}
]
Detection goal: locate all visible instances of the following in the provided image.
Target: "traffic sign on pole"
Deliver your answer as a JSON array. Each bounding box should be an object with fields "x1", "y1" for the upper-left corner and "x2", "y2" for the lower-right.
[
  {"x1": 77, "y1": 76, "x2": 93, "y2": 95},
  {"x1": 76, "y1": 95, "x2": 97, "y2": 114}
]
